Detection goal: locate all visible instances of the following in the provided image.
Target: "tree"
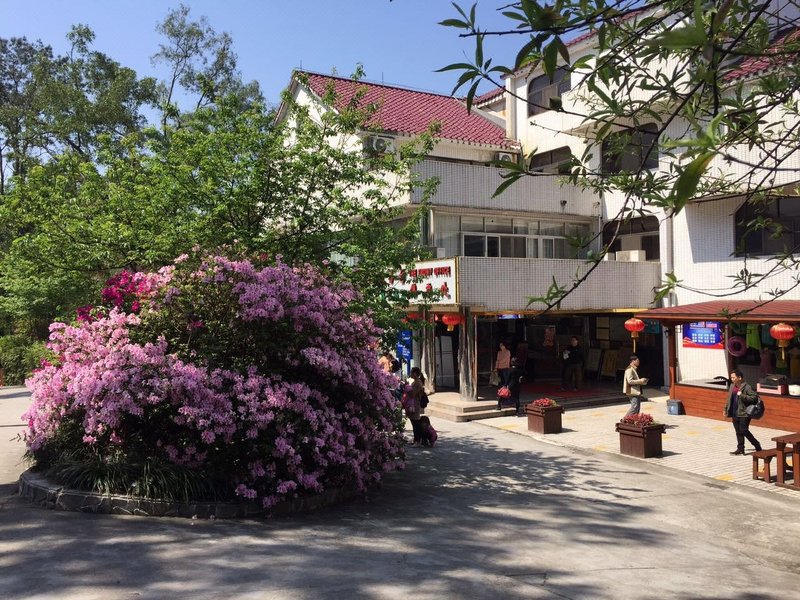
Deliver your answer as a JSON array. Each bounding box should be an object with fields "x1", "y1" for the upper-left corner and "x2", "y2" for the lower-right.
[
  {"x1": 0, "y1": 28, "x2": 158, "y2": 192},
  {"x1": 0, "y1": 88, "x2": 432, "y2": 339},
  {"x1": 440, "y1": 0, "x2": 800, "y2": 308},
  {"x1": 152, "y1": 3, "x2": 263, "y2": 132}
]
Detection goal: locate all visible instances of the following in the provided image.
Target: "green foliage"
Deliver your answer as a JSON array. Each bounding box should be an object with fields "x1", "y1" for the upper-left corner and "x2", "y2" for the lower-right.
[
  {"x1": 0, "y1": 335, "x2": 50, "y2": 385},
  {"x1": 440, "y1": 1, "x2": 800, "y2": 307}
]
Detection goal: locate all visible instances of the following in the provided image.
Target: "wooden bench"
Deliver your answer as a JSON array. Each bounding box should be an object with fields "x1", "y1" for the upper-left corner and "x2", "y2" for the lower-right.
[{"x1": 752, "y1": 449, "x2": 781, "y2": 483}]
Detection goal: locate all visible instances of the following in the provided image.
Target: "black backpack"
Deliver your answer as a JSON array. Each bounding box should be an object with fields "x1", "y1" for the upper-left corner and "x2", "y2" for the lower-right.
[{"x1": 420, "y1": 392, "x2": 429, "y2": 408}]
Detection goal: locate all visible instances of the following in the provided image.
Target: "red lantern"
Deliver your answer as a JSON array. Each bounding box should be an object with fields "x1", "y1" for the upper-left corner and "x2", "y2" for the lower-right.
[
  {"x1": 441, "y1": 313, "x2": 464, "y2": 332},
  {"x1": 770, "y1": 322, "x2": 795, "y2": 360},
  {"x1": 624, "y1": 318, "x2": 646, "y2": 352}
]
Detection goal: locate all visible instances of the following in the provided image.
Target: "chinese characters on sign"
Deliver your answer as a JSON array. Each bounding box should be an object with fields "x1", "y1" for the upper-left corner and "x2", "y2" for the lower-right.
[
  {"x1": 682, "y1": 321, "x2": 724, "y2": 349},
  {"x1": 389, "y1": 258, "x2": 458, "y2": 305}
]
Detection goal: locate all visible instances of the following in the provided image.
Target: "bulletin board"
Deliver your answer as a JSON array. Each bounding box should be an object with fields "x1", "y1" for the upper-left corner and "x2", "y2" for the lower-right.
[
  {"x1": 585, "y1": 348, "x2": 603, "y2": 373},
  {"x1": 600, "y1": 349, "x2": 619, "y2": 378}
]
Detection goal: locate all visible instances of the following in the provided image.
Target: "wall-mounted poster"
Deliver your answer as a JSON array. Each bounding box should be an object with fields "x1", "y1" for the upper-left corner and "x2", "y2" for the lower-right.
[
  {"x1": 682, "y1": 321, "x2": 724, "y2": 349},
  {"x1": 600, "y1": 349, "x2": 618, "y2": 378}
]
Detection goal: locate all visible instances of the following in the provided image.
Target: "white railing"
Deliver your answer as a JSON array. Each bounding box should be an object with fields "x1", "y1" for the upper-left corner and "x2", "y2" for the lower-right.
[
  {"x1": 456, "y1": 256, "x2": 662, "y2": 312},
  {"x1": 411, "y1": 160, "x2": 596, "y2": 216}
]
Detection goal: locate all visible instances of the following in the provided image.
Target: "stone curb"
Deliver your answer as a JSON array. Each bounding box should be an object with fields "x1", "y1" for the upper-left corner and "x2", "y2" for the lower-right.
[{"x1": 18, "y1": 469, "x2": 360, "y2": 518}]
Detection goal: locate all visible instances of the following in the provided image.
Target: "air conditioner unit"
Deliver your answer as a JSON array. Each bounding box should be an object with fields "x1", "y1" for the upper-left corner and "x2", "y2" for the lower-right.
[
  {"x1": 494, "y1": 151, "x2": 516, "y2": 163},
  {"x1": 602, "y1": 252, "x2": 616, "y2": 261},
  {"x1": 364, "y1": 135, "x2": 395, "y2": 154},
  {"x1": 423, "y1": 246, "x2": 447, "y2": 258},
  {"x1": 615, "y1": 250, "x2": 646, "y2": 262}
]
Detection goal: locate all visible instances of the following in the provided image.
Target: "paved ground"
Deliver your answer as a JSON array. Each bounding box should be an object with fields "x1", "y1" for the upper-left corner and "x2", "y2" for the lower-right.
[{"x1": 1, "y1": 386, "x2": 800, "y2": 599}]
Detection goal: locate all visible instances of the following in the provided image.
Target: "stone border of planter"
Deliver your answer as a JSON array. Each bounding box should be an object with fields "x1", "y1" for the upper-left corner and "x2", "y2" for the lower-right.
[{"x1": 18, "y1": 469, "x2": 359, "y2": 518}]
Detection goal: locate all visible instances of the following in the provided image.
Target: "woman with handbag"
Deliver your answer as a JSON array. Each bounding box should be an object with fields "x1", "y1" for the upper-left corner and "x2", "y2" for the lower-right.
[
  {"x1": 496, "y1": 342, "x2": 511, "y2": 387},
  {"x1": 724, "y1": 369, "x2": 762, "y2": 455}
]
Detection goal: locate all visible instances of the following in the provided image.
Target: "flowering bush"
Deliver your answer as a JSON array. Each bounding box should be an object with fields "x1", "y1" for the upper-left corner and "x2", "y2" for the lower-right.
[
  {"x1": 24, "y1": 251, "x2": 405, "y2": 510},
  {"x1": 619, "y1": 413, "x2": 656, "y2": 427},
  {"x1": 531, "y1": 398, "x2": 558, "y2": 407}
]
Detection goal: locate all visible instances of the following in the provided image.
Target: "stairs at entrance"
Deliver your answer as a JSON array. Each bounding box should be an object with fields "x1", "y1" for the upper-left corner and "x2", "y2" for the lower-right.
[{"x1": 425, "y1": 388, "x2": 631, "y2": 422}]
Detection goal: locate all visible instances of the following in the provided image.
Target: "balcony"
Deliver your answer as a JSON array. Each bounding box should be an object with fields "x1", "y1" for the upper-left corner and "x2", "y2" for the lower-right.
[
  {"x1": 411, "y1": 159, "x2": 595, "y2": 216},
  {"x1": 454, "y1": 256, "x2": 661, "y2": 312}
]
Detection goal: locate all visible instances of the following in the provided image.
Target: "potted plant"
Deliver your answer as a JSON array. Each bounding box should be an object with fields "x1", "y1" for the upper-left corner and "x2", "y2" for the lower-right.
[
  {"x1": 615, "y1": 413, "x2": 666, "y2": 458},
  {"x1": 525, "y1": 398, "x2": 565, "y2": 434}
]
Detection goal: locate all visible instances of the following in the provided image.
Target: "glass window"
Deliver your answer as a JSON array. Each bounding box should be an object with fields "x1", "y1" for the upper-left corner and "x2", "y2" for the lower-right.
[
  {"x1": 461, "y1": 216, "x2": 484, "y2": 232},
  {"x1": 735, "y1": 198, "x2": 800, "y2": 257},
  {"x1": 602, "y1": 123, "x2": 659, "y2": 174},
  {"x1": 435, "y1": 213, "x2": 461, "y2": 232},
  {"x1": 487, "y1": 236, "x2": 500, "y2": 257},
  {"x1": 528, "y1": 67, "x2": 571, "y2": 116},
  {"x1": 527, "y1": 238, "x2": 540, "y2": 258},
  {"x1": 542, "y1": 238, "x2": 554, "y2": 258},
  {"x1": 641, "y1": 235, "x2": 660, "y2": 260},
  {"x1": 530, "y1": 146, "x2": 573, "y2": 173},
  {"x1": 540, "y1": 221, "x2": 565, "y2": 236},
  {"x1": 513, "y1": 219, "x2": 530, "y2": 235},
  {"x1": 485, "y1": 217, "x2": 513, "y2": 233},
  {"x1": 464, "y1": 234, "x2": 485, "y2": 256}
]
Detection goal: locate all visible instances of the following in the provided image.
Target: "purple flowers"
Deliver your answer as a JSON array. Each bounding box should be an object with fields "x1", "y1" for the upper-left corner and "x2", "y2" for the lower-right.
[{"x1": 24, "y1": 251, "x2": 405, "y2": 510}]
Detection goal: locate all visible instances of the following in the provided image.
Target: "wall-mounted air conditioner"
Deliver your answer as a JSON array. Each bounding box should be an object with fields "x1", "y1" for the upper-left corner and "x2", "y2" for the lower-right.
[
  {"x1": 615, "y1": 250, "x2": 646, "y2": 262},
  {"x1": 494, "y1": 151, "x2": 516, "y2": 163},
  {"x1": 364, "y1": 135, "x2": 395, "y2": 154}
]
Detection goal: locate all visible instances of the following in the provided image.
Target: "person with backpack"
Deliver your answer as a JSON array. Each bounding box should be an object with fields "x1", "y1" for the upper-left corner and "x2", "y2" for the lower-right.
[{"x1": 724, "y1": 369, "x2": 763, "y2": 455}]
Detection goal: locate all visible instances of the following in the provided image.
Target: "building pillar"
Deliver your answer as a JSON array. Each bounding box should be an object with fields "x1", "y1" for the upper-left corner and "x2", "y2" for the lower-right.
[{"x1": 459, "y1": 307, "x2": 477, "y2": 400}]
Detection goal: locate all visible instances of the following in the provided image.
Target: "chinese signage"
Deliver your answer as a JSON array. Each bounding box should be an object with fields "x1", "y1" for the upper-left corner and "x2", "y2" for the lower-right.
[
  {"x1": 389, "y1": 258, "x2": 458, "y2": 305},
  {"x1": 682, "y1": 321, "x2": 724, "y2": 349}
]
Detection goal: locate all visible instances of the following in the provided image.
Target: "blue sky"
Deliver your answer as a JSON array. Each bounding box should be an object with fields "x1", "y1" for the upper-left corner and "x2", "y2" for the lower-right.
[{"x1": 0, "y1": 0, "x2": 521, "y2": 104}]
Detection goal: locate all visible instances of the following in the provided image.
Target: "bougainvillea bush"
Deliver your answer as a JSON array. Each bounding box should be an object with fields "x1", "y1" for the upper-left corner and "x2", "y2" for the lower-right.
[{"x1": 24, "y1": 252, "x2": 405, "y2": 509}]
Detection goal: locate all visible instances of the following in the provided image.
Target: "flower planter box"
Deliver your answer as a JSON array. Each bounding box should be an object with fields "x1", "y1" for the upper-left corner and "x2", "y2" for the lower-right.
[
  {"x1": 525, "y1": 404, "x2": 565, "y2": 434},
  {"x1": 615, "y1": 422, "x2": 666, "y2": 458}
]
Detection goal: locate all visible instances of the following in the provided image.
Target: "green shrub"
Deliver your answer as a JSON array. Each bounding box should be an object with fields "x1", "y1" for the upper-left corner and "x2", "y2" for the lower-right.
[{"x1": 0, "y1": 335, "x2": 51, "y2": 386}]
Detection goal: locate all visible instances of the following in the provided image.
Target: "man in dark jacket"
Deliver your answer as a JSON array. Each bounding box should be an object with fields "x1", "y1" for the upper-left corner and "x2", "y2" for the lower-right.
[
  {"x1": 724, "y1": 369, "x2": 762, "y2": 455},
  {"x1": 561, "y1": 336, "x2": 584, "y2": 391}
]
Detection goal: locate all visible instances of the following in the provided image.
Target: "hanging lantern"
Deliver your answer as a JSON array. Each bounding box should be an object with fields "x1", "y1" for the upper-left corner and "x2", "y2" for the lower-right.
[
  {"x1": 403, "y1": 311, "x2": 422, "y2": 325},
  {"x1": 770, "y1": 322, "x2": 795, "y2": 360},
  {"x1": 624, "y1": 317, "x2": 646, "y2": 352},
  {"x1": 441, "y1": 313, "x2": 464, "y2": 332}
]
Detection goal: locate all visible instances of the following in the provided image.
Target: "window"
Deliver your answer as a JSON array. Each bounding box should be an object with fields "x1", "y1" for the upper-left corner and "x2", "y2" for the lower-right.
[
  {"x1": 735, "y1": 197, "x2": 800, "y2": 257},
  {"x1": 528, "y1": 67, "x2": 571, "y2": 116},
  {"x1": 530, "y1": 146, "x2": 573, "y2": 174},
  {"x1": 601, "y1": 123, "x2": 660, "y2": 173},
  {"x1": 602, "y1": 216, "x2": 660, "y2": 260}
]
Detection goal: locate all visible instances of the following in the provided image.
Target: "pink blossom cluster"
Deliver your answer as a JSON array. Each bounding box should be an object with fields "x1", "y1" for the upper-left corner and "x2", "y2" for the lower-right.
[
  {"x1": 25, "y1": 252, "x2": 405, "y2": 510},
  {"x1": 531, "y1": 398, "x2": 557, "y2": 407},
  {"x1": 620, "y1": 413, "x2": 656, "y2": 427}
]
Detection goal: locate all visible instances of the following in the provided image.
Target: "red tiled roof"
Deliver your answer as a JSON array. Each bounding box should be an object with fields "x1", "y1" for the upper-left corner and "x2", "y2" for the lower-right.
[
  {"x1": 725, "y1": 27, "x2": 800, "y2": 81},
  {"x1": 474, "y1": 86, "x2": 505, "y2": 105},
  {"x1": 636, "y1": 300, "x2": 800, "y2": 322},
  {"x1": 300, "y1": 72, "x2": 514, "y2": 147}
]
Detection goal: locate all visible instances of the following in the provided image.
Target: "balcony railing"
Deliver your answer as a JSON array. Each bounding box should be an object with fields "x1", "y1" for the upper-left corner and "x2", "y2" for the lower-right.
[{"x1": 411, "y1": 160, "x2": 595, "y2": 216}]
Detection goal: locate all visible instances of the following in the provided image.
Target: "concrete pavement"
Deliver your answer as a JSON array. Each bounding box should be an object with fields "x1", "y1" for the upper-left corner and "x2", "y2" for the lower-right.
[{"x1": 2, "y1": 386, "x2": 800, "y2": 599}]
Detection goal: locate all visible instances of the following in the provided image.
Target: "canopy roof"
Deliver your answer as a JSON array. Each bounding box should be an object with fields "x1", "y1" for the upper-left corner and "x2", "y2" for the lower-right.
[{"x1": 636, "y1": 300, "x2": 800, "y2": 323}]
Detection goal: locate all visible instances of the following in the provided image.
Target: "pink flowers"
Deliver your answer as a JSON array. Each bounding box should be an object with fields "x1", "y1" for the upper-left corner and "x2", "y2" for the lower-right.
[
  {"x1": 24, "y1": 251, "x2": 405, "y2": 510},
  {"x1": 532, "y1": 398, "x2": 557, "y2": 407},
  {"x1": 620, "y1": 413, "x2": 656, "y2": 427}
]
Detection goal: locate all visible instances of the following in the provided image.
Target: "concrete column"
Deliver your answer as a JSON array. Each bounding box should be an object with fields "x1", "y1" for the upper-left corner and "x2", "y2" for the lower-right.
[{"x1": 459, "y1": 307, "x2": 477, "y2": 400}]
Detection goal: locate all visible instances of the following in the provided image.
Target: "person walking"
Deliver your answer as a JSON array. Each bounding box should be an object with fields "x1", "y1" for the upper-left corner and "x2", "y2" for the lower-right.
[
  {"x1": 724, "y1": 369, "x2": 763, "y2": 455},
  {"x1": 496, "y1": 342, "x2": 511, "y2": 387},
  {"x1": 623, "y1": 354, "x2": 648, "y2": 417},
  {"x1": 508, "y1": 358, "x2": 525, "y2": 416},
  {"x1": 406, "y1": 367, "x2": 426, "y2": 446},
  {"x1": 561, "y1": 336, "x2": 584, "y2": 391}
]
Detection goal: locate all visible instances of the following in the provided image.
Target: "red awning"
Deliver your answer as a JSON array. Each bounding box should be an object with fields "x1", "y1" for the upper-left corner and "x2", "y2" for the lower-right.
[{"x1": 636, "y1": 300, "x2": 800, "y2": 323}]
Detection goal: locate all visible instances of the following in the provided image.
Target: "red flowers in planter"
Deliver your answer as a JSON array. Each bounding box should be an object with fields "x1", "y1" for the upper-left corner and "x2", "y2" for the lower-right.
[
  {"x1": 620, "y1": 413, "x2": 656, "y2": 427},
  {"x1": 532, "y1": 398, "x2": 558, "y2": 407}
]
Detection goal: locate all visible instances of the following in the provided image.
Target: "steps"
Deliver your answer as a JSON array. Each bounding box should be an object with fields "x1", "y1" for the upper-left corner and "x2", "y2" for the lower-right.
[
  {"x1": 425, "y1": 397, "x2": 518, "y2": 422},
  {"x1": 425, "y1": 391, "x2": 631, "y2": 422}
]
